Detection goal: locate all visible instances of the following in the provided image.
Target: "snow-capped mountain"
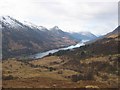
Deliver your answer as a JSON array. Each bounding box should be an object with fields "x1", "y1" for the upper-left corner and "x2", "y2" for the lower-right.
[
  {"x1": 0, "y1": 16, "x2": 48, "y2": 32},
  {"x1": 1, "y1": 16, "x2": 76, "y2": 59},
  {"x1": 0, "y1": 16, "x2": 25, "y2": 29},
  {"x1": 1, "y1": 16, "x2": 98, "y2": 59}
]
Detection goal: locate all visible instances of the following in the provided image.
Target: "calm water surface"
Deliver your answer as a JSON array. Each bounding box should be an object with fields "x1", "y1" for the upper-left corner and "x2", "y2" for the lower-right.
[{"x1": 30, "y1": 40, "x2": 88, "y2": 59}]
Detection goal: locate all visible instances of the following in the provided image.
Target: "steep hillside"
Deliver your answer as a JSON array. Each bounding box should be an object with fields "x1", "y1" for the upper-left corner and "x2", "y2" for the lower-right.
[
  {"x1": 52, "y1": 26, "x2": 119, "y2": 88},
  {"x1": 105, "y1": 26, "x2": 120, "y2": 38},
  {"x1": 1, "y1": 16, "x2": 76, "y2": 59}
]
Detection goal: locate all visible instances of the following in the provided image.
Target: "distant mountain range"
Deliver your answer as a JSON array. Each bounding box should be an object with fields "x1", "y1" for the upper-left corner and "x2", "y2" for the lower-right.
[
  {"x1": 0, "y1": 16, "x2": 97, "y2": 59},
  {"x1": 49, "y1": 26, "x2": 97, "y2": 41},
  {"x1": 68, "y1": 31, "x2": 97, "y2": 41}
]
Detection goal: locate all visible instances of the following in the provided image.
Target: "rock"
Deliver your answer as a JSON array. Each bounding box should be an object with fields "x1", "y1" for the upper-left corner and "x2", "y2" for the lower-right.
[{"x1": 85, "y1": 85, "x2": 99, "y2": 88}]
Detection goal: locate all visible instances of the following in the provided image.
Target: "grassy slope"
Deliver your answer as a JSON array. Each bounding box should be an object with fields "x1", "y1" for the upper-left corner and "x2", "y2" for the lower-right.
[{"x1": 3, "y1": 56, "x2": 113, "y2": 88}]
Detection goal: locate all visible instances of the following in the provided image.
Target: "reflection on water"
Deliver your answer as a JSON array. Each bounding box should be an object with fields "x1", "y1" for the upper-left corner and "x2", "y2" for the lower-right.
[{"x1": 30, "y1": 40, "x2": 89, "y2": 59}]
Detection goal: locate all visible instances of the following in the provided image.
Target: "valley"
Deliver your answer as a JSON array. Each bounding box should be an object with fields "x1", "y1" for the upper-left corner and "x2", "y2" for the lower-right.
[
  {"x1": 1, "y1": 16, "x2": 119, "y2": 89},
  {"x1": 1, "y1": 16, "x2": 97, "y2": 60},
  {"x1": 2, "y1": 25, "x2": 120, "y2": 88},
  {"x1": 0, "y1": 0, "x2": 119, "y2": 89}
]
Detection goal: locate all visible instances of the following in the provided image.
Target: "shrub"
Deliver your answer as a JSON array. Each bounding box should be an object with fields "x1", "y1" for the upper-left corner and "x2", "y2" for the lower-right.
[
  {"x1": 84, "y1": 68, "x2": 94, "y2": 80},
  {"x1": 48, "y1": 53, "x2": 52, "y2": 56},
  {"x1": 3, "y1": 75, "x2": 14, "y2": 80},
  {"x1": 49, "y1": 67, "x2": 56, "y2": 71},
  {"x1": 58, "y1": 70, "x2": 63, "y2": 74},
  {"x1": 101, "y1": 74, "x2": 109, "y2": 81},
  {"x1": 71, "y1": 74, "x2": 84, "y2": 82}
]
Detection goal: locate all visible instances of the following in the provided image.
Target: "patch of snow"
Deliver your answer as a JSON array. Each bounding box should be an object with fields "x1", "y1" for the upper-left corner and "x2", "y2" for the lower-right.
[
  {"x1": 80, "y1": 32, "x2": 91, "y2": 36},
  {"x1": 0, "y1": 16, "x2": 24, "y2": 29},
  {"x1": 23, "y1": 21, "x2": 47, "y2": 31}
]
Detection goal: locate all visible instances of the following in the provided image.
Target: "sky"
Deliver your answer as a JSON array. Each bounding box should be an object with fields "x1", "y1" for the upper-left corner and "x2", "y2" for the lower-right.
[{"x1": 0, "y1": 0, "x2": 119, "y2": 36}]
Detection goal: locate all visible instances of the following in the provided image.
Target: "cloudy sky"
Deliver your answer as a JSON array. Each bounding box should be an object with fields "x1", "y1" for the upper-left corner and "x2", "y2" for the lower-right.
[{"x1": 0, "y1": 0, "x2": 118, "y2": 35}]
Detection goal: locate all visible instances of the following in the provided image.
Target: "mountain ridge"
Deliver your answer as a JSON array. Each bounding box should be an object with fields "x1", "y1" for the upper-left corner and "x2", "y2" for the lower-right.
[
  {"x1": 1, "y1": 16, "x2": 77, "y2": 59},
  {"x1": 1, "y1": 16, "x2": 98, "y2": 59}
]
